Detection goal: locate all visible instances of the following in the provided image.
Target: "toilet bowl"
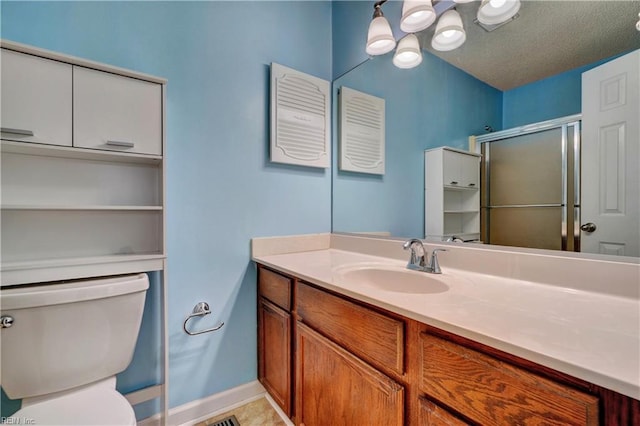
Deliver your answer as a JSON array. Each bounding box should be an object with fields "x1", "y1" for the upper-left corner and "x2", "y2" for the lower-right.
[
  {"x1": 0, "y1": 274, "x2": 149, "y2": 425},
  {"x1": 11, "y1": 377, "x2": 136, "y2": 426}
]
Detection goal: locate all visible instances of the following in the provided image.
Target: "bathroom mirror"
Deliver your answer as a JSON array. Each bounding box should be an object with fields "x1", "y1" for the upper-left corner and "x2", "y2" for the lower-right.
[{"x1": 331, "y1": 1, "x2": 640, "y2": 258}]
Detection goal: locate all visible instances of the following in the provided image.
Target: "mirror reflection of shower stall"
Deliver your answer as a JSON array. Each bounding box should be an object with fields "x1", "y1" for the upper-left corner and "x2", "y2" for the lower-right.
[{"x1": 477, "y1": 117, "x2": 581, "y2": 252}]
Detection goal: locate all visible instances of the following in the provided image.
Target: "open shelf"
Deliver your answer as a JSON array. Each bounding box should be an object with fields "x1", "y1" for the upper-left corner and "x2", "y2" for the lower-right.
[
  {"x1": 444, "y1": 209, "x2": 479, "y2": 214},
  {"x1": 1, "y1": 254, "x2": 166, "y2": 286},
  {"x1": 444, "y1": 185, "x2": 479, "y2": 191},
  {"x1": 1, "y1": 204, "x2": 163, "y2": 211},
  {"x1": 1, "y1": 139, "x2": 162, "y2": 164}
]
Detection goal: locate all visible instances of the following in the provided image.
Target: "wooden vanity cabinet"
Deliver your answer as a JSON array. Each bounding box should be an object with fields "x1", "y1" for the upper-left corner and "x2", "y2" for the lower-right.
[
  {"x1": 256, "y1": 263, "x2": 640, "y2": 426},
  {"x1": 257, "y1": 266, "x2": 293, "y2": 416}
]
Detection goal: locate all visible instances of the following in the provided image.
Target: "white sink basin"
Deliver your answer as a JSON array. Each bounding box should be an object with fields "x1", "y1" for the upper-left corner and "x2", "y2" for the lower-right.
[{"x1": 335, "y1": 264, "x2": 449, "y2": 294}]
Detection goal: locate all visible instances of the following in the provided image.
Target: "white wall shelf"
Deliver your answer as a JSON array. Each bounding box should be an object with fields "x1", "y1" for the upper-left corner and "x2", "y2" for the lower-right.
[
  {"x1": 425, "y1": 147, "x2": 481, "y2": 242},
  {"x1": 1, "y1": 139, "x2": 162, "y2": 164},
  {"x1": 1, "y1": 205, "x2": 163, "y2": 211},
  {"x1": 0, "y1": 39, "x2": 169, "y2": 422}
]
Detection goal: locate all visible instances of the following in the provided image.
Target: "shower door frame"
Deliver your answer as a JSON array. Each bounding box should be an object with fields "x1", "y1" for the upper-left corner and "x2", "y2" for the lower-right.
[{"x1": 474, "y1": 114, "x2": 582, "y2": 252}]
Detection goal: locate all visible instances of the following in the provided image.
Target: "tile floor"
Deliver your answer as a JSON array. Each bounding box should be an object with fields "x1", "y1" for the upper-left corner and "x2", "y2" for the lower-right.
[{"x1": 195, "y1": 397, "x2": 287, "y2": 426}]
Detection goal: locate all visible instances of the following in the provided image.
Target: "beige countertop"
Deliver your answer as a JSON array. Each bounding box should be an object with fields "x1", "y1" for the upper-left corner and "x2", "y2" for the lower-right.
[{"x1": 252, "y1": 233, "x2": 640, "y2": 401}]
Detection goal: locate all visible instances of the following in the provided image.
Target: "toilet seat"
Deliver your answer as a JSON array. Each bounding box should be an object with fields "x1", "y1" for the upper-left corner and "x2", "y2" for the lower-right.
[{"x1": 11, "y1": 384, "x2": 136, "y2": 426}]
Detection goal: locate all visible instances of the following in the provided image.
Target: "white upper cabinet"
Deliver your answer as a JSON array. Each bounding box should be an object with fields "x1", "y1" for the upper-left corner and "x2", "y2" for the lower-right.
[
  {"x1": 443, "y1": 149, "x2": 479, "y2": 188},
  {"x1": 73, "y1": 67, "x2": 162, "y2": 155},
  {"x1": 1, "y1": 49, "x2": 72, "y2": 146}
]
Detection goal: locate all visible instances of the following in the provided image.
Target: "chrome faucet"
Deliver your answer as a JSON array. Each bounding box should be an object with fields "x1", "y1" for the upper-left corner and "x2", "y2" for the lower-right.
[
  {"x1": 402, "y1": 239, "x2": 447, "y2": 274},
  {"x1": 402, "y1": 239, "x2": 427, "y2": 271}
]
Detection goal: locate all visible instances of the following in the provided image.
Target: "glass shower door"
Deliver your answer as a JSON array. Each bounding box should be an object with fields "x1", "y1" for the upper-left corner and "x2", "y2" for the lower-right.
[{"x1": 480, "y1": 120, "x2": 580, "y2": 251}]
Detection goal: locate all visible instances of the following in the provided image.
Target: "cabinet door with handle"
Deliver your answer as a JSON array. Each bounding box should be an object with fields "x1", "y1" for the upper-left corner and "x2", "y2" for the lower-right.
[
  {"x1": 443, "y1": 149, "x2": 479, "y2": 188},
  {"x1": 1, "y1": 49, "x2": 72, "y2": 147},
  {"x1": 73, "y1": 66, "x2": 162, "y2": 155}
]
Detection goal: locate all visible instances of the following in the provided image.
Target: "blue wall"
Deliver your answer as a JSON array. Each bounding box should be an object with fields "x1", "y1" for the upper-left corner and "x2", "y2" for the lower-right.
[
  {"x1": 1, "y1": 0, "x2": 332, "y2": 418},
  {"x1": 331, "y1": 1, "x2": 501, "y2": 237},
  {"x1": 332, "y1": 54, "x2": 502, "y2": 237},
  {"x1": 502, "y1": 56, "x2": 622, "y2": 128}
]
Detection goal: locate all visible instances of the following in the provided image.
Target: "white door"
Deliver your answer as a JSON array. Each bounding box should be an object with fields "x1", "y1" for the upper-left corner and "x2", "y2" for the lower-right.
[{"x1": 581, "y1": 50, "x2": 639, "y2": 257}]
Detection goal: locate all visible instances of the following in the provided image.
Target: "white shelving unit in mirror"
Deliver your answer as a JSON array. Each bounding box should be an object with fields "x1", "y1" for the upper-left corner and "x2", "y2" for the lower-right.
[{"x1": 425, "y1": 147, "x2": 481, "y2": 242}]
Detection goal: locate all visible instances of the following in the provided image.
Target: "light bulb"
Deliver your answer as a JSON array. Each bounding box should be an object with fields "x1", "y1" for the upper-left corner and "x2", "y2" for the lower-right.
[
  {"x1": 489, "y1": 0, "x2": 507, "y2": 8},
  {"x1": 442, "y1": 30, "x2": 456, "y2": 38},
  {"x1": 393, "y1": 34, "x2": 422, "y2": 69}
]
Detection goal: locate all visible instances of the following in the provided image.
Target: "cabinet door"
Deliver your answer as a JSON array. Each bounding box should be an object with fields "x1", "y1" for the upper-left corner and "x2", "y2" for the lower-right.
[
  {"x1": 258, "y1": 298, "x2": 291, "y2": 416},
  {"x1": 442, "y1": 150, "x2": 462, "y2": 187},
  {"x1": 296, "y1": 322, "x2": 404, "y2": 426},
  {"x1": 458, "y1": 153, "x2": 479, "y2": 188},
  {"x1": 74, "y1": 67, "x2": 162, "y2": 155},
  {"x1": 443, "y1": 150, "x2": 479, "y2": 188},
  {"x1": 1, "y1": 49, "x2": 72, "y2": 146}
]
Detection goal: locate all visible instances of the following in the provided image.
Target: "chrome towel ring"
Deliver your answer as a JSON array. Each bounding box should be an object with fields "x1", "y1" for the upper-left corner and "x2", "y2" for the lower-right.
[{"x1": 183, "y1": 302, "x2": 224, "y2": 336}]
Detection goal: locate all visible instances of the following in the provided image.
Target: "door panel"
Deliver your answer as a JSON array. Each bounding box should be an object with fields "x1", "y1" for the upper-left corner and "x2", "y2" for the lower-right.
[
  {"x1": 295, "y1": 322, "x2": 404, "y2": 426},
  {"x1": 581, "y1": 49, "x2": 639, "y2": 257}
]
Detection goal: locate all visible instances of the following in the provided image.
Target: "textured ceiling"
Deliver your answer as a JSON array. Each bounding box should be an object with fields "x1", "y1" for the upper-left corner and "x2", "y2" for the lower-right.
[{"x1": 417, "y1": 1, "x2": 640, "y2": 91}]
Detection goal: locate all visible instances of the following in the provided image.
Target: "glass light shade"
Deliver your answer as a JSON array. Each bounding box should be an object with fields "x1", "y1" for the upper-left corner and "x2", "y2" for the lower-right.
[
  {"x1": 400, "y1": 0, "x2": 436, "y2": 33},
  {"x1": 366, "y1": 16, "x2": 396, "y2": 55},
  {"x1": 477, "y1": 0, "x2": 521, "y2": 25},
  {"x1": 393, "y1": 34, "x2": 423, "y2": 69},
  {"x1": 431, "y1": 10, "x2": 466, "y2": 51}
]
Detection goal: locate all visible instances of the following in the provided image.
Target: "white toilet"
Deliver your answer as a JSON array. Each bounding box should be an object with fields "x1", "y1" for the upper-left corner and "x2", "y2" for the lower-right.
[{"x1": 1, "y1": 273, "x2": 149, "y2": 425}]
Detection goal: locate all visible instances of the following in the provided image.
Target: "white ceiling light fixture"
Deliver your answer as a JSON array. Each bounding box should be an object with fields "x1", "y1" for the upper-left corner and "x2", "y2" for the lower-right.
[
  {"x1": 400, "y1": 0, "x2": 436, "y2": 33},
  {"x1": 366, "y1": 1, "x2": 396, "y2": 56},
  {"x1": 393, "y1": 34, "x2": 423, "y2": 69},
  {"x1": 432, "y1": 9, "x2": 466, "y2": 51},
  {"x1": 365, "y1": 0, "x2": 521, "y2": 68},
  {"x1": 477, "y1": 0, "x2": 521, "y2": 25}
]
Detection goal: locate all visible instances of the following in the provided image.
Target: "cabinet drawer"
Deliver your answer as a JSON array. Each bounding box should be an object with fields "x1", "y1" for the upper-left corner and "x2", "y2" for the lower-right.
[
  {"x1": 258, "y1": 267, "x2": 292, "y2": 311},
  {"x1": 420, "y1": 333, "x2": 599, "y2": 426},
  {"x1": 1, "y1": 49, "x2": 72, "y2": 147},
  {"x1": 73, "y1": 67, "x2": 162, "y2": 155},
  {"x1": 297, "y1": 282, "x2": 404, "y2": 375}
]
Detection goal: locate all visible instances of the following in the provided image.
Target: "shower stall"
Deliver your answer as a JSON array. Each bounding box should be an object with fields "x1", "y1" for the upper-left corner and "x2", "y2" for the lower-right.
[{"x1": 475, "y1": 116, "x2": 581, "y2": 252}]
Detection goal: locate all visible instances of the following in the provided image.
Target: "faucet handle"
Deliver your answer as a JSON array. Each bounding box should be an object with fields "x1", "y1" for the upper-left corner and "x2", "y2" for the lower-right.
[{"x1": 429, "y1": 248, "x2": 447, "y2": 274}]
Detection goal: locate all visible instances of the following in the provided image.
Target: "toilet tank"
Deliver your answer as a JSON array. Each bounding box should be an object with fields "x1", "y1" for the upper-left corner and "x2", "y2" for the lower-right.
[{"x1": 0, "y1": 273, "x2": 149, "y2": 399}]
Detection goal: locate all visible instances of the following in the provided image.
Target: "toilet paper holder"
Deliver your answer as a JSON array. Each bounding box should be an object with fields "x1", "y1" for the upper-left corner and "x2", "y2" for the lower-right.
[{"x1": 183, "y1": 302, "x2": 224, "y2": 336}]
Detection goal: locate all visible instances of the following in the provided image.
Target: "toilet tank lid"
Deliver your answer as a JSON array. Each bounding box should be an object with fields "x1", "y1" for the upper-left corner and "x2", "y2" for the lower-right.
[{"x1": 0, "y1": 274, "x2": 149, "y2": 310}]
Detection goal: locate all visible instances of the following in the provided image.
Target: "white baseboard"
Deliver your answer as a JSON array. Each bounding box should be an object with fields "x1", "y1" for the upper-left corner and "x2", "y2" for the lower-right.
[
  {"x1": 264, "y1": 393, "x2": 295, "y2": 426},
  {"x1": 137, "y1": 380, "x2": 266, "y2": 426}
]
